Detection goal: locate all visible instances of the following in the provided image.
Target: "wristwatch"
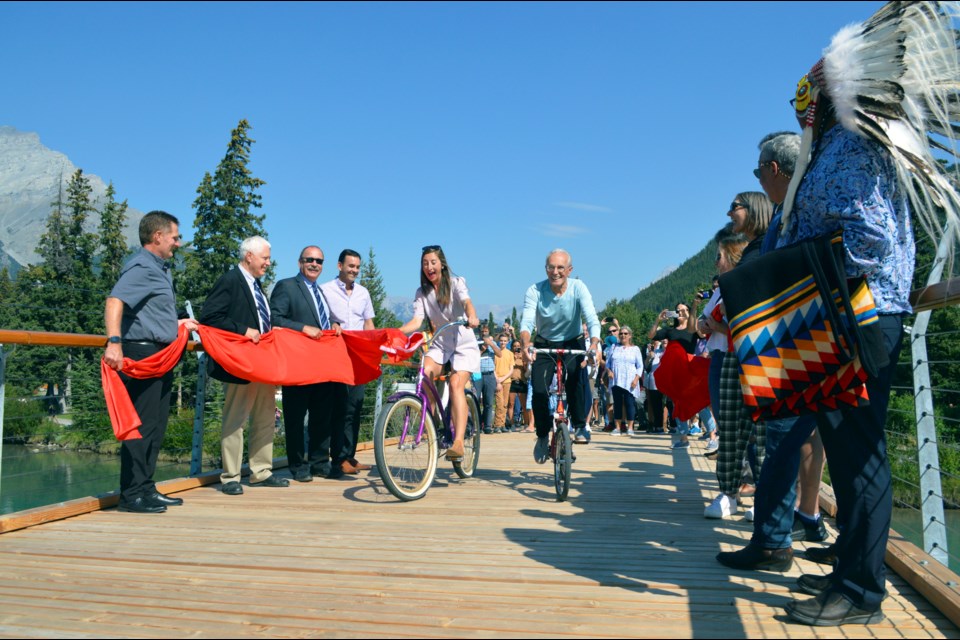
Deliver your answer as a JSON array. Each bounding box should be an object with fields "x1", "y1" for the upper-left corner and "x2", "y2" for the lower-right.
[{"x1": 108, "y1": 336, "x2": 121, "y2": 344}]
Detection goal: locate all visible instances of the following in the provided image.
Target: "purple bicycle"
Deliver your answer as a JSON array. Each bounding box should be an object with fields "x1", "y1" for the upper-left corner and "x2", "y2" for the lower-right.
[{"x1": 374, "y1": 320, "x2": 482, "y2": 501}]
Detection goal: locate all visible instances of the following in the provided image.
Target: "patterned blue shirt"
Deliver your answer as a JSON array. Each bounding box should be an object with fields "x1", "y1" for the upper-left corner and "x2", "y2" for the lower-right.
[{"x1": 777, "y1": 126, "x2": 914, "y2": 315}]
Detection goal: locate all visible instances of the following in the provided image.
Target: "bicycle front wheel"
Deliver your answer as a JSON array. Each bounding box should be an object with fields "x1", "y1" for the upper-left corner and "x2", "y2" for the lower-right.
[
  {"x1": 454, "y1": 391, "x2": 482, "y2": 479},
  {"x1": 553, "y1": 422, "x2": 573, "y2": 501},
  {"x1": 374, "y1": 397, "x2": 439, "y2": 501}
]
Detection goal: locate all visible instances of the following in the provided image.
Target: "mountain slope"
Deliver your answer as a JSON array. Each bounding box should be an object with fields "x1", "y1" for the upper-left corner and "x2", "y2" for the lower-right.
[{"x1": 0, "y1": 126, "x2": 142, "y2": 271}]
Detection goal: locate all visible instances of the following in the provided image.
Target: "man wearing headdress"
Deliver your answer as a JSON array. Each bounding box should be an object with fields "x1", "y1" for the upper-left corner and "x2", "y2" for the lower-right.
[{"x1": 719, "y1": 1, "x2": 960, "y2": 626}]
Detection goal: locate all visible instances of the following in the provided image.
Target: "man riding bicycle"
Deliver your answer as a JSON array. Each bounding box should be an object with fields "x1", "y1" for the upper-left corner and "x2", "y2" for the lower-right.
[{"x1": 519, "y1": 249, "x2": 602, "y2": 463}]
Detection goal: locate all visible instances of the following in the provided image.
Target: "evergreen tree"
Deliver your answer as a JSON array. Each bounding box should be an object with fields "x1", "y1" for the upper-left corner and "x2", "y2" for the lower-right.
[
  {"x1": 360, "y1": 247, "x2": 398, "y2": 328},
  {"x1": 183, "y1": 119, "x2": 268, "y2": 308},
  {"x1": 0, "y1": 267, "x2": 17, "y2": 329},
  {"x1": 63, "y1": 169, "x2": 101, "y2": 334},
  {"x1": 14, "y1": 170, "x2": 101, "y2": 416},
  {"x1": 511, "y1": 306, "x2": 518, "y2": 330},
  {"x1": 97, "y1": 182, "x2": 130, "y2": 293}
]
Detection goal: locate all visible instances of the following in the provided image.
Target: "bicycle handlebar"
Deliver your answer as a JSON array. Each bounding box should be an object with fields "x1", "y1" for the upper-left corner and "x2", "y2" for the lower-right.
[
  {"x1": 422, "y1": 318, "x2": 470, "y2": 349},
  {"x1": 530, "y1": 348, "x2": 591, "y2": 355}
]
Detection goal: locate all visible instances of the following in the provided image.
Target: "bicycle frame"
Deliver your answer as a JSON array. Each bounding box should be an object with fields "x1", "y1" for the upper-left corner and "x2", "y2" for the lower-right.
[
  {"x1": 386, "y1": 320, "x2": 469, "y2": 449},
  {"x1": 531, "y1": 348, "x2": 590, "y2": 426}
]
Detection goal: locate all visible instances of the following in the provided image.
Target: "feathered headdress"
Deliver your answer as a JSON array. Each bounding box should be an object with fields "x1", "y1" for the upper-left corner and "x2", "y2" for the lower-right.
[{"x1": 782, "y1": 1, "x2": 960, "y2": 250}]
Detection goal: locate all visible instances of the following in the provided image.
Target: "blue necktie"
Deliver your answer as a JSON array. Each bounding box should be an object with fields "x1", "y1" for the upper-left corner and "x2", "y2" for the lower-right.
[
  {"x1": 254, "y1": 280, "x2": 271, "y2": 332},
  {"x1": 312, "y1": 282, "x2": 330, "y2": 330}
]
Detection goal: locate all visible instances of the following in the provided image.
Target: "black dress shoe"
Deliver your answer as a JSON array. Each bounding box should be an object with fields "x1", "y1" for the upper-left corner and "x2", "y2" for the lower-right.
[
  {"x1": 251, "y1": 474, "x2": 289, "y2": 488},
  {"x1": 327, "y1": 466, "x2": 346, "y2": 479},
  {"x1": 805, "y1": 544, "x2": 838, "y2": 566},
  {"x1": 716, "y1": 543, "x2": 793, "y2": 572},
  {"x1": 792, "y1": 512, "x2": 828, "y2": 542},
  {"x1": 785, "y1": 591, "x2": 884, "y2": 626},
  {"x1": 118, "y1": 497, "x2": 166, "y2": 514},
  {"x1": 222, "y1": 481, "x2": 244, "y2": 495},
  {"x1": 797, "y1": 573, "x2": 833, "y2": 596},
  {"x1": 311, "y1": 464, "x2": 332, "y2": 477},
  {"x1": 293, "y1": 469, "x2": 313, "y2": 483},
  {"x1": 148, "y1": 492, "x2": 184, "y2": 507}
]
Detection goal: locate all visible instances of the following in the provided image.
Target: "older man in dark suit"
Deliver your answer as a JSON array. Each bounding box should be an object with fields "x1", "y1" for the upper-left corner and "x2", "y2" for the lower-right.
[
  {"x1": 199, "y1": 235, "x2": 289, "y2": 495},
  {"x1": 270, "y1": 245, "x2": 345, "y2": 482}
]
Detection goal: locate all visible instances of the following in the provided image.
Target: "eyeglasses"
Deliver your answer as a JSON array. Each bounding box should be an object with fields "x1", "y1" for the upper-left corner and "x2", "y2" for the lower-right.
[
  {"x1": 753, "y1": 162, "x2": 773, "y2": 179},
  {"x1": 300, "y1": 257, "x2": 324, "y2": 264},
  {"x1": 619, "y1": 331, "x2": 631, "y2": 335},
  {"x1": 421, "y1": 245, "x2": 442, "y2": 252},
  {"x1": 729, "y1": 202, "x2": 747, "y2": 212}
]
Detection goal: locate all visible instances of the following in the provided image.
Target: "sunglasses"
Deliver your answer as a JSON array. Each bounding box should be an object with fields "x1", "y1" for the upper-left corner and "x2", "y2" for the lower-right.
[
  {"x1": 300, "y1": 257, "x2": 324, "y2": 264},
  {"x1": 422, "y1": 245, "x2": 442, "y2": 252},
  {"x1": 753, "y1": 162, "x2": 773, "y2": 179},
  {"x1": 729, "y1": 202, "x2": 747, "y2": 212}
]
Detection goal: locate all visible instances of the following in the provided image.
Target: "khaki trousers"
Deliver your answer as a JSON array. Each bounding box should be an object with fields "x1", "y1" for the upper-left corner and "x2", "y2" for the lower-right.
[
  {"x1": 494, "y1": 382, "x2": 508, "y2": 428},
  {"x1": 221, "y1": 381, "x2": 277, "y2": 484}
]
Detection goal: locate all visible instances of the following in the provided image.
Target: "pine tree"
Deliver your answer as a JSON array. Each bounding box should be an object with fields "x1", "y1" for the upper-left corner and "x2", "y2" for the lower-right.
[
  {"x1": 63, "y1": 169, "x2": 101, "y2": 334},
  {"x1": 183, "y1": 119, "x2": 268, "y2": 308},
  {"x1": 360, "y1": 247, "x2": 398, "y2": 328},
  {"x1": 0, "y1": 267, "x2": 17, "y2": 329},
  {"x1": 37, "y1": 174, "x2": 69, "y2": 274},
  {"x1": 97, "y1": 183, "x2": 130, "y2": 293},
  {"x1": 15, "y1": 170, "x2": 101, "y2": 417}
]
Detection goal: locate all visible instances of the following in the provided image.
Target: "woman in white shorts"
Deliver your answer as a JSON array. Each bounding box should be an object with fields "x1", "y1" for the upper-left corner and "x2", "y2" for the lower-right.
[{"x1": 399, "y1": 245, "x2": 480, "y2": 460}]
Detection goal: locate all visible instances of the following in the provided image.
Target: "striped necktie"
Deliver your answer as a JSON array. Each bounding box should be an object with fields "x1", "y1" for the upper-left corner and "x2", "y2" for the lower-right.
[
  {"x1": 311, "y1": 282, "x2": 330, "y2": 330},
  {"x1": 254, "y1": 279, "x2": 271, "y2": 332}
]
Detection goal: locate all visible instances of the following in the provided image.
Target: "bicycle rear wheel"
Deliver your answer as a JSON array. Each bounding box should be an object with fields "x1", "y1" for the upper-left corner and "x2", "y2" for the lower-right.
[
  {"x1": 374, "y1": 397, "x2": 438, "y2": 501},
  {"x1": 553, "y1": 421, "x2": 573, "y2": 501},
  {"x1": 454, "y1": 391, "x2": 482, "y2": 479}
]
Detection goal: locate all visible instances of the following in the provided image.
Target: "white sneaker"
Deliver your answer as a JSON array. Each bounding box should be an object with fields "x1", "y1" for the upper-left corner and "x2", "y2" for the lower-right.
[
  {"x1": 627, "y1": 429, "x2": 638, "y2": 436},
  {"x1": 611, "y1": 430, "x2": 622, "y2": 436},
  {"x1": 704, "y1": 493, "x2": 739, "y2": 519},
  {"x1": 744, "y1": 507, "x2": 755, "y2": 522}
]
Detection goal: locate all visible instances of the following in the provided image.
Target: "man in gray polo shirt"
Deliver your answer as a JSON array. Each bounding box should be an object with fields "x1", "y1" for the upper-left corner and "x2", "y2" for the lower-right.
[{"x1": 104, "y1": 211, "x2": 197, "y2": 514}]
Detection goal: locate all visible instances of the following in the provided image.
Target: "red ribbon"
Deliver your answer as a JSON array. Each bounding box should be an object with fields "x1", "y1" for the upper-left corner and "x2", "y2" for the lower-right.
[
  {"x1": 101, "y1": 325, "x2": 190, "y2": 441},
  {"x1": 652, "y1": 340, "x2": 711, "y2": 422},
  {"x1": 102, "y1": 325, "x2": 423, "y2": 441}
]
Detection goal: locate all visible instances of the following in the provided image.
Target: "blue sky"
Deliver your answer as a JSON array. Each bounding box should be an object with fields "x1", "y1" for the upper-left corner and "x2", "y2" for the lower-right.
[{"x1": 2, "y1": 1, "x2": 883, "y2": 319}]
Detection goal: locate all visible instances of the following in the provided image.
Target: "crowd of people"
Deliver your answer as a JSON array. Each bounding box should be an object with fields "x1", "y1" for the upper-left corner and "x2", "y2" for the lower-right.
[{"x1": 101, "y1": 1, "x2": 960, "y2": 629}]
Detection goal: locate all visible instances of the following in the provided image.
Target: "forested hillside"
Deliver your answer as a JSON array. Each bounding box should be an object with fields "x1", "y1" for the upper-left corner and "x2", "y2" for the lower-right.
[{"x1": 627, "y1": 239, "x2": 718, "y2": 312}]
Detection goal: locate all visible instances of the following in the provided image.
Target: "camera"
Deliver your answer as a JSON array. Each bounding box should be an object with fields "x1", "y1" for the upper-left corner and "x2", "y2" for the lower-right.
[
  {"x1": 665, "y1": 310, "x2": 679, "y2": 319},
  {"x1": 699, "y1": 290, "x2": 712, "y2": 300}
]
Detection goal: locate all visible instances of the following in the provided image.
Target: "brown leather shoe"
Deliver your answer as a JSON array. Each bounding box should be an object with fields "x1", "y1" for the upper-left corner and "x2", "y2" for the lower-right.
[
  {"x1": 341, "y1": 459, "x2": 360, "y2": 474},
  {"x1": 349, "y1": 458, "x2": 371, "y2": 471}
]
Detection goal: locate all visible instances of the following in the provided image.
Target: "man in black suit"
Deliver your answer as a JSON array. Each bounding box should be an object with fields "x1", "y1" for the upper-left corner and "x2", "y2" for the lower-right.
[
  {"x1": 270, "y1": 245, "x2": 345, "y2": 481},
  {"x1": 199, "y1": 235, "x2": 289, "y2": 495}
]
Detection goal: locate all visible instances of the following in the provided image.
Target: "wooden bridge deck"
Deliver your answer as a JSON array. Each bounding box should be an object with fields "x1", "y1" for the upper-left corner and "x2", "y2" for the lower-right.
[{"x1": 0, "y1": 431, "x2": 956, "y2": 638}]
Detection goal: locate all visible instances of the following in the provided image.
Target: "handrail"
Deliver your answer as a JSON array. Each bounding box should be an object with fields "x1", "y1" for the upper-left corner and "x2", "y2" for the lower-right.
[
  {"x1": 910, "y1": 277, "x2": 960, "y2": 313},
  {"x1": 0, "y1": 328, "x2": 417, "y2": 369}
]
